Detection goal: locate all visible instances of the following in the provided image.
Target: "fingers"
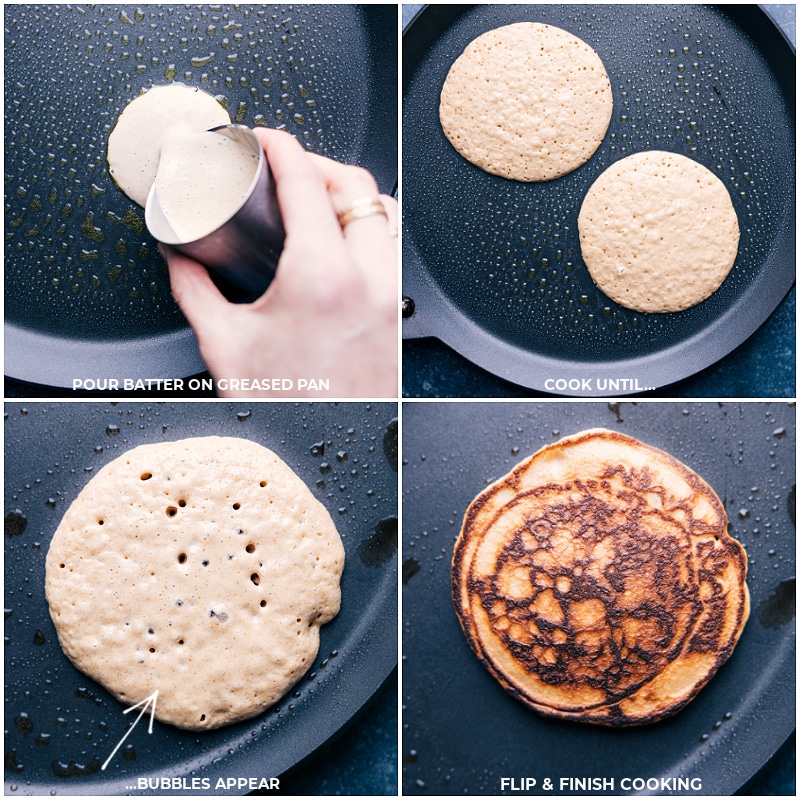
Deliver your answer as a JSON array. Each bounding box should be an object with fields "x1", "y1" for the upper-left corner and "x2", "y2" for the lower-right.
[
  {"x1": 306, "y1": 153, "x2": 380, "y2": 213},
  {"x1": 162, "y1": 245, "x2": 231, "y2": 336},
  {"x1": 380, "y1": 194, "x2": 399, "y2": 241},
  {"x1": 252, "y1": 128, "x2": 344, "y2": 249},
  {"x1": 255, "y1": 129, "x2": 394, "y2": 254},
  {"x1": 306, "y1": 152, "x2": 393, "y2": 249},
  {"x1": 253, "y1": 129, "x2": 396, "y2": 304},
  {"x1": 305, "y1": 152, "x2": 397, "y2": 305}
]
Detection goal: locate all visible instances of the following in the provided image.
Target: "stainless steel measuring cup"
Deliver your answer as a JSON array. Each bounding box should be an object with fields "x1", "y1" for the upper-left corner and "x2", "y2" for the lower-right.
[{"x1": 145, "y1": 124, "x2": 285, "y2": 294}]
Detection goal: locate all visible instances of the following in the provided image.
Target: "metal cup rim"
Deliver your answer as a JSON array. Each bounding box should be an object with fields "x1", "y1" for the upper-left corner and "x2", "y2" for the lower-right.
[{"x1": 145, "y1": 124, "x2": 265, "y2": 246}]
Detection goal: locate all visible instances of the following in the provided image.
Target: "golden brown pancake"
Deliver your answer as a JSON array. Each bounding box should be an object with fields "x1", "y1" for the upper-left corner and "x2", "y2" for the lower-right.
[{"x1": 452, "y1": 429, "x2": 749, "y2": 726}]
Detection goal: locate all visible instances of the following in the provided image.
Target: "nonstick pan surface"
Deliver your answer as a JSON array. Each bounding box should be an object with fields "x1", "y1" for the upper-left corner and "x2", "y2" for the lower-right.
[
  {"x1": 4, "y1": 402, "x2": 398, "y2": 795},
  {"x1": 4, "y1": 4, "x2": 398, "y2": 389},
  {"x1": 402, "y1": 401, "x2": 795, "y2": 795},
  {"x1": 402, "y1": 5, "x2": 795, "y2": 396}
]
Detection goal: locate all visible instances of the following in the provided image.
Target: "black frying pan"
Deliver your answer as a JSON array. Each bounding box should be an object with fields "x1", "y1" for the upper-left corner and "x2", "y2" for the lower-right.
[
  {"x1": 4, "y1": 4, "x2": 397, "y2": 391},
  {"x1": 401, "y1": 401, "x2": 795, "y2": 795},
  {"x1": 402, "y1": 5, "x2": 795, "y2": 396},
  {"x1": 4, "y1": 402, "x2": 398, "y2": 795}
]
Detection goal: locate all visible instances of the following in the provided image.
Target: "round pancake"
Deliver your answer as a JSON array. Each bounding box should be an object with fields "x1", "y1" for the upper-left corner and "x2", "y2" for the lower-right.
[
  {"x1": 578, "y1": 150, "x2": 740, "y2": 312},
  {"x1": 45, "y1": 436, "x2": 344, "y2": 731},
  {"x1": 107, "y1": 84, "x2": 231, "y2": 206},
  {"x1": 452, "y1": 429, "x2": 749, "y2": 726},
  {"x1": 439, "y1": 22, "x2": 613, "y2": 182}
]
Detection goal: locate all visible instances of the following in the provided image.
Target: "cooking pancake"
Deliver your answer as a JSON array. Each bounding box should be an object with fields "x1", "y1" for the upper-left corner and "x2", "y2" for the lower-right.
[
  {"x1": 452, "y1": 429, "x2": 749, "y2": 726},
  {"x1": 578, "y1": 151, "x2": 740, "y2": 312},
  {"x1": 45, "y1": 436, "x2": 344, "y2": 731},
  {"x1": 439, "y1": 22, "x2": 613, "y2": 182}
]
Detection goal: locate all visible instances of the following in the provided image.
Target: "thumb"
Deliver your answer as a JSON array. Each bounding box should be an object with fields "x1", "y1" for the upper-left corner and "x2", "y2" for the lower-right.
[{"x1": 162, "y1": 245, "x2": 231, "y2": 334}]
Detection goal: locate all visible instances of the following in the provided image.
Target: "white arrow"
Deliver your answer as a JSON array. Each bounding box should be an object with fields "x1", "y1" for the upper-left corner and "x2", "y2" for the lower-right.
[{"x1": 101, "y1": 689, "x2": 159, "y2": 771}]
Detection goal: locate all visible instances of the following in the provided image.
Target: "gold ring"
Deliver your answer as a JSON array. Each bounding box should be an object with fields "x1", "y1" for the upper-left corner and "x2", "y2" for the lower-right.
[
  {"x1": 387, "y1": 225, "x2": 398, "y2": 238},
  {"x1": 337, "y1": 197, "x2": 388, "y2": 229}
]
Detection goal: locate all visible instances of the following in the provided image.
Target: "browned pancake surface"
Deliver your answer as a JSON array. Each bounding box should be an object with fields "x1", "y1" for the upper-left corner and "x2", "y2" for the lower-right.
[{"x1": 452, "y1": 429, "x2": 749, "y2": 726}]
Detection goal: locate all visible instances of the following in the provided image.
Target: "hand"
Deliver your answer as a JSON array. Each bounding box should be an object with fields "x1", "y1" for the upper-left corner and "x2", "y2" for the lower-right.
[{"x1": 162, "y1": 128, "x2": 398, "y2": 398}]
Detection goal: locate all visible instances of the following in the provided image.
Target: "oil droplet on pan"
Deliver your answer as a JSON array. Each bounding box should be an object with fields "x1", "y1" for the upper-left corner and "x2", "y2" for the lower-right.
[
  {"x1": 358, "y1": 517, "x2": 397, "y2": 567},
  {"x1": 402, "y1": 558, "x2": 421, "y2": 585},
  {"x1": 5, "y1": 511, "x2": 27, "y2": 538},
  {"x1": 383, "y1": 418, "x2": 398, "y2": 472},
  {"x1": 5, "y1": 750, "x2": 23, "y2": 774},
  {"x1": 757, "y1": 578, "x2": 795, "y2": 629},
  {"x1": 14, "y1": 713, "x2": 34, "y2": 736}
]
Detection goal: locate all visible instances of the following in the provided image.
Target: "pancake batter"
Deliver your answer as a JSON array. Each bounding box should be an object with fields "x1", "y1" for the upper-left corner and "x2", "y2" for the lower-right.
[
  {"x1": 578, "y1": 151, "x2": 740, "y2": 312},
  {"x1": 154, "y1": 127, "x2": 260, "y2": 242},
  {"x1": 107, "y1": 84, "x2": 231, "y2": 207},
  {"x1": 439, "y1": 23, "x2": 613, "y2": 182}
]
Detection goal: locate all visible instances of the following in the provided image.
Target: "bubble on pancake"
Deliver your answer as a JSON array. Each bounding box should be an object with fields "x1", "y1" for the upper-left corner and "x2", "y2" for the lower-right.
[{"x1": 439, "y1": 23, "x2": 613, "y2": 182}]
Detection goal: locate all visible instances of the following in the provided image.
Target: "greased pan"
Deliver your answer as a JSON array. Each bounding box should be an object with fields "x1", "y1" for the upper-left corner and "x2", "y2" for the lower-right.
[
  {"x1": 401, "y1": 401, "x2": 795, "y2": 795},
  {"x1": 4, "y1": 402, "x2": 398, "y2": 795},
  {"x1": 4, "y1": 4, "x2": 397, "y2": 392},
  {"x1": 402, "y1": 4, "x2": 795, "y2": 397}
]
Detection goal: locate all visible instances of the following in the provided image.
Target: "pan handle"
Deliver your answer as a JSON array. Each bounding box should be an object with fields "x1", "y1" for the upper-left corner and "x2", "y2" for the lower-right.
[{"x1": 401, "y1": 241, "x2": 448, "y2": 340}]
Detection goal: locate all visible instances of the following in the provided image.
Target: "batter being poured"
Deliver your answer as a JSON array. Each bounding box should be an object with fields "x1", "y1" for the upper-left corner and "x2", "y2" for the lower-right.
[
  {"x1": 108, "y1": 83, "x2": 262, "y2": 244},
  {"x1": 154, "y1": 126, "x2": 260, "y2": 243},
  {"x1": 107, "y1": 84, "x2": 231, "y2": 206}
]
